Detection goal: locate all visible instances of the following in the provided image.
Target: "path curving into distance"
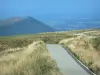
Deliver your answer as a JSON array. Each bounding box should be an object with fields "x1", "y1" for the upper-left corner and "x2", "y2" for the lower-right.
[{"x1": 46, "y1": 44, "x2": 90, "y2": 75}]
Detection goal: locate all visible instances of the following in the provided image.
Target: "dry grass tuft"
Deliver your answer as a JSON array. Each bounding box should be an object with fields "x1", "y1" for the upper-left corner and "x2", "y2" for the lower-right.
[
  {"x1": 0, "y1": 41, "x2": 62, "y2": 75},
  {"x1": 60, "y1": 36, "x2": 100, "y2": 75}
]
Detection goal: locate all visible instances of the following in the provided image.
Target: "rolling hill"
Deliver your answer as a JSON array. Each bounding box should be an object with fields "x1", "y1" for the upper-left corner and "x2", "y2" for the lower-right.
[{"x1": 0, "y1": 17, "x2": 55, "y2": 36}]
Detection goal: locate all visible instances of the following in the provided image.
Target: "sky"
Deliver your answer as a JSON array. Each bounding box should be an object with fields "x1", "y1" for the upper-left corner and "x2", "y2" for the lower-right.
[{"x1": 0, "y1": 0, "x2": 100, "y2": 24}]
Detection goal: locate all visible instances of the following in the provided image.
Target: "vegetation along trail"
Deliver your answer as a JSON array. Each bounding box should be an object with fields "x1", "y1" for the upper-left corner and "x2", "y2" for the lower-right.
[{"x1": 46, "y1": 44, "x2": 90, "y2": 75}]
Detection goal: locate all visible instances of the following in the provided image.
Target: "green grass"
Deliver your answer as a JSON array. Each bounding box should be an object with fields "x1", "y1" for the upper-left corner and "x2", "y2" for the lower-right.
[
  {"x1": 0, "y1": 32, "x2": 76, "y2": 52},
  {"x1": 0, "y1": 39, "x2": 34, "y2": 51},
  {"x1": 91, "y1": 37, "x2": 100, "y2": 51}
]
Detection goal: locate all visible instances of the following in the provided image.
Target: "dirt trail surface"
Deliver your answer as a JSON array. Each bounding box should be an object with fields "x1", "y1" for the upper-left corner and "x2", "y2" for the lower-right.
[{"x1": 46, "y1": 44, "x2": 90, "y2": 75}]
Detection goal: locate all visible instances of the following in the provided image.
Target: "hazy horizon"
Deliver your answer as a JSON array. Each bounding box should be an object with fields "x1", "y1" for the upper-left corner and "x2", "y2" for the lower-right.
[{"x1": 0, "y1": 0, "x2": 100, "y2": 26}]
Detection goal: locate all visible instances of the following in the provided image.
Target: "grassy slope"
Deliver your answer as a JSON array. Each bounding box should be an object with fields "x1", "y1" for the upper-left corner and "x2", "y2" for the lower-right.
[
  {"x1": 59, "y1": 36, "x2": 100, "y2": 75},
  {"x1": 0, "y1": 41, "x2": 62, "y2": 75},
  {"x1": 0, "y1": 29, "x2": 99, "y2": 75}
]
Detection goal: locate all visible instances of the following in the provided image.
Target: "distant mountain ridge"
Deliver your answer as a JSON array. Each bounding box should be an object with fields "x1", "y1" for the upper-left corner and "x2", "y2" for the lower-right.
[
  {"x1": 51, "y1": 17, "x2": 100, "y2": 31},
  {"x1": 0, "y1": 17, "x2": 24, "y2": 26},
  {"x1": 0, "y1": 17, "x2": 55, "y2": 36}
]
